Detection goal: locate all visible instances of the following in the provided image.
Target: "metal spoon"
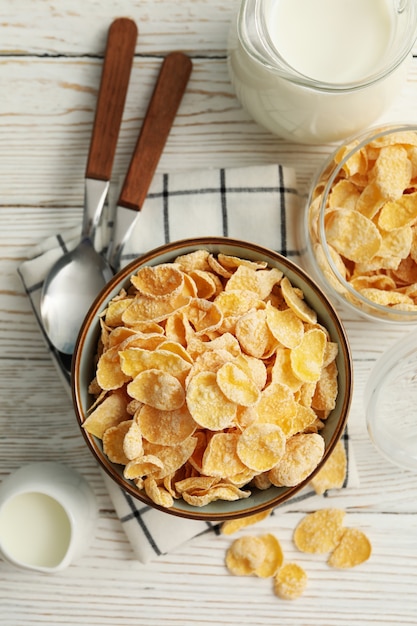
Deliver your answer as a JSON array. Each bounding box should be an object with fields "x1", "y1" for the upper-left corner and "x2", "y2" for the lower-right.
[{"x1": 40, "y1": 18, "x2": 137, "y2": 354}]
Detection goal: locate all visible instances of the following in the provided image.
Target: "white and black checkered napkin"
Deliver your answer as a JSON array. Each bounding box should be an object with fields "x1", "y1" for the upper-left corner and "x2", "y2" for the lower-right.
[{"x1": 18, "y1": 164, "x2": 358, "y2": 563}]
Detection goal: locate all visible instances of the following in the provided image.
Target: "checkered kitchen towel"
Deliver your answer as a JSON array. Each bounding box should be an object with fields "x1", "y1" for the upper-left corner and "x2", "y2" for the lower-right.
[{"x1": 18, "y1": 163, "x2": 358, "y2": 563}]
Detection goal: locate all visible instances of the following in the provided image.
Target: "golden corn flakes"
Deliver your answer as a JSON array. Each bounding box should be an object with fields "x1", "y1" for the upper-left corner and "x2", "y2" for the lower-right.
[
  {"x1": 273, "y1": 562, "x2": 308, "y2": 600},
  {"x1": 186, "y1": 370, "x2": 237, "y2": 430},
  {"x1": 123, "y1": 454, "x2": 164, "y2": 480},
  {"x1": 269, "y1": 432, "x2": 325, "y2": 487},
  {"x1": 220, "y1": 508, "x2": 273, "y2": 535},
  {"x1": 122, "y1": 420, "x2": 143, "y2": 460},
  {"x1": 137, "y1": 404, "x2": 197, "y2": 446},
  {"x1": 309, "y1": 439, "x2": 347, "y2": 495},
  {"x1": 327, "y1": 527, "x2": 372, "y2": 568},
  {"x1": 225, "y1": 535, "x2": 267, "y2": 576},
  {"x1": 216, "y1": 361, "x2": 260, "y2": 406},
  {"x1": 130, "y1": 263, "x2": 184, "y2": 299},
  {"x1": 265, "y1": 303, "x2": 304, "y2": 349},
  {"x1": 183, "y1": 483, "x2": 250, "y2": 506},
  {"x1": 325, "y1": 208, "x2": 382, "y2": 263},
  {"x1": 201, "y1": 432, "x2": 247, "y2": 477},
  {"x1": 84, "y1": 251, "x2": 340, "y2": 509},
  {"x1": 127, "y1": 368, "x2": 185, "y2": 411},
  {"x1": 82, "y1": 390, "x2": 130, "y2": 438},
  {"x1": 102, "y1": 420, "x2": 132, "y2": 465},
  {"x1": 237, "y1": 423, "x2": 286, "y2": 472},
  {"x1": 290, "y1": 328, "x2": 327, "y2": 383},
  {"x1": 280, "y1": 276, "x2": 317, "y2": 324},
  {"x1": 293, "y1": 508, "x2": 346, "y2": 553},
  {"x1": 255, "y1": 533, "x2": 284, "y2": 578},
  {"x1": 309, "y1": 128, "x2": 417, "y2": 314}
]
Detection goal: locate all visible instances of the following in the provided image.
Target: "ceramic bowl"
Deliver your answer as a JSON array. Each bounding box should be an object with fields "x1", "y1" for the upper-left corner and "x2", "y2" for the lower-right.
[
  {"x1": 301, "y1": 124, "x2": 417, "y2": 323},
  {"x1": 72, "y1": 237, "x2": 352, "y2": 521}
]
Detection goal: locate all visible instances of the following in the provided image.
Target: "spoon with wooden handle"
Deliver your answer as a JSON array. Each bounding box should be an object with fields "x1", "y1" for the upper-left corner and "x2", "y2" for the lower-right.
[
  {"x1": 109, "y1": 51, "x2": 192, "y2": 270},
  {"x1": 40, "y1": 17, "x2": 137, "y2": 355}
]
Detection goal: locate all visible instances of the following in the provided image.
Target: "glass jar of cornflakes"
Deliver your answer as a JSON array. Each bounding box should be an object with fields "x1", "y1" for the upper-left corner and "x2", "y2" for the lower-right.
[{"x1": 300, "y1": 124, "x2": 417, "y2": 323}]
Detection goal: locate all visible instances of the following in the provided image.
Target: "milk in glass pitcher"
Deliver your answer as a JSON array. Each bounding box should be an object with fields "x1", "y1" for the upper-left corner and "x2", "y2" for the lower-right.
[{"x1": 228, "y1": 0, "x2": 417, "y2": 144}]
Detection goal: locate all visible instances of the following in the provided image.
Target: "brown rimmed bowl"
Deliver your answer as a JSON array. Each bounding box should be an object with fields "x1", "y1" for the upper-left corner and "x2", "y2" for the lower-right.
[{"x1": 72, "y1": 237, "x2": 353, "y2": 521}]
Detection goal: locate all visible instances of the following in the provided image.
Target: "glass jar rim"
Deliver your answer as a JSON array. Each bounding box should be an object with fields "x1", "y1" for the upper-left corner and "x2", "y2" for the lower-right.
[
  {"x1": 237, "y1": 0, "x2": 417, "y2": 92},
  {"x1": 317, "y1": 123, "x2": 417, "y2": 321}
]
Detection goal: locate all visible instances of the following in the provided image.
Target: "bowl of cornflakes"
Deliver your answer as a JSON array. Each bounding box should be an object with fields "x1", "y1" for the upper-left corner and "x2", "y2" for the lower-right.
[
  {"x1": 302, "y1": 124, "x2": 417, "y2": 323},
  {"x1": 72, "y1": 237, "x2": 352, "y2": 520}
]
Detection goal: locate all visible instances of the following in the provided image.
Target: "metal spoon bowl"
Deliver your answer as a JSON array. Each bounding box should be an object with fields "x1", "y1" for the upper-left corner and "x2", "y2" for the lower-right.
[{"x1": 41, "y1": 239, "x2": 114, "y2": 355}]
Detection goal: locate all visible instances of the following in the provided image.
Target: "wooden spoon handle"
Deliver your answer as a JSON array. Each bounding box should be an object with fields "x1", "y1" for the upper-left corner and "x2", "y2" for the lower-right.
[
  {"x1": 86, "y1": 18, "x2": 137, "y2": 181},
  {"x1": 117, "y1": 51, "x2": 192, "y2": 211}
]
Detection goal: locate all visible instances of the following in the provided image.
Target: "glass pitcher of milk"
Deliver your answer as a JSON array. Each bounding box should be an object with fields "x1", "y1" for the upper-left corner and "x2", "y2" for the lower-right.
[{"x1": 228, "y1": 0, "x2": 417, "y2": 144}]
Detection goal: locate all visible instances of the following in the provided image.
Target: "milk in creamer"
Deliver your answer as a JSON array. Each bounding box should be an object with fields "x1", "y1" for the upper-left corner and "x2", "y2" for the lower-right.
[{"x1": 0, "y1": 492, "x2": 71, "y2": 569}]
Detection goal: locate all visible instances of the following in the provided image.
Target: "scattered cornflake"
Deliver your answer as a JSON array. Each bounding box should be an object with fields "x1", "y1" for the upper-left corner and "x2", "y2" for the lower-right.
[
  {"x1": 220, "y1": 508, "x2": 273, "y2": 535},
  {"x1": 327, "y1": 527, "x2": 372, "y2": 569},
  {"x1": 273, "y1": 562, "x2": 308, "y2": 600},
  {"x1": 223, "y1": 510, "x2": 371, "y2": 602},
  {"x1": 293, "y1": 508, "x2": 346, "y2": 553},
  {"x1": 309, "y1": 440, "x2": 347, "y2": 495},
  {"x1": 225, "y1": 532, "x2": 284, "y2": 579},
  {"x1": 255, "y1": 533, "x2": 284, "y2": 578},
  {"x1": 225, "y1": 535, "x2": 267, "y2": 576}
]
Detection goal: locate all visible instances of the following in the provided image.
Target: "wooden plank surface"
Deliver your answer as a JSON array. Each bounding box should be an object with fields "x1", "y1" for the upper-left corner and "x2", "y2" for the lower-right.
[{"x1": 1, "y1": 2, "x2": 417, "y2": 624}]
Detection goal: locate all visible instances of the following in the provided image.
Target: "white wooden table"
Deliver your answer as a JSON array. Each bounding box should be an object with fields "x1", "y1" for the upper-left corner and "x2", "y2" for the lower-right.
[{"x1": 1, "y1": 2, "x2": 417, "y2": 624}]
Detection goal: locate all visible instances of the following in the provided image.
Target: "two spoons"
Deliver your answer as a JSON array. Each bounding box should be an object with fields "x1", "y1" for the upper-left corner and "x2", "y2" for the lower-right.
[
  {"x1": 41, "y1": 23, "x2": 192, "y2": 357},
  {"x1": 40, "y1": 17, "x2": 137, "y2": 355}
]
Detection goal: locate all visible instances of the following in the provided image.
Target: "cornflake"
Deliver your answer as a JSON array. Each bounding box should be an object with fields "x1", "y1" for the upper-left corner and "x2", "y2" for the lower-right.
[
  {"x1": 293, "y1": 508, "x2": 346, "y2": 553},
  {"x1": 309, "y1": 439, "x2": 347, "y2": 495},
  {"x1": 84, "y1": 251, "x2": 340, "y2": 509},
  {"x1": 273, "y1": 563, "x2": 308, "y2": 600},
  {"x1": 220, "y1": 508, "x2": 273, "y2": 535},
  {"x1": 225, "y1": 533, "x2": 283, "y2": 578},
  {"x1": 327, "y1": 527, "x2": 372, "y2": 568}
]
